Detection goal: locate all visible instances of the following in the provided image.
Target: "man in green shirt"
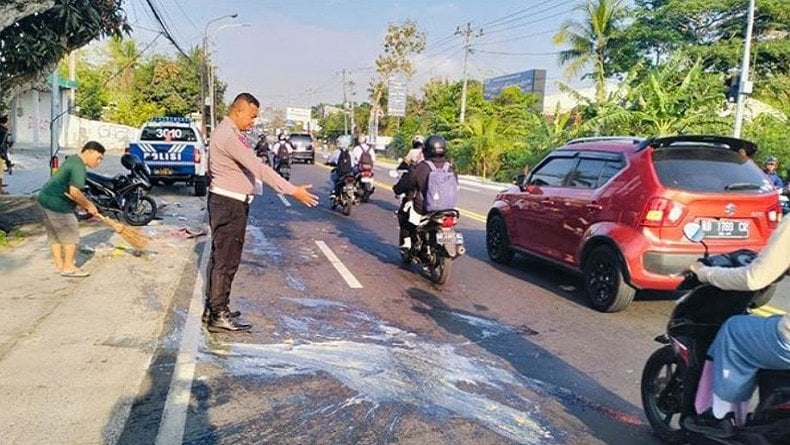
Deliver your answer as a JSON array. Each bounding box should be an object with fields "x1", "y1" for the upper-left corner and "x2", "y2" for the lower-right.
[{"x1": 37, "y1": 141, "x2": 104, "y2": 277}]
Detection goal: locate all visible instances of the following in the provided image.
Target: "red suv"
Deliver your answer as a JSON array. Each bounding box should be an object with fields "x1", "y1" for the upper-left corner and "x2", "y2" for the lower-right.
[{"x1": 486, "y1": 135, "x2": 782, "y2": 312}]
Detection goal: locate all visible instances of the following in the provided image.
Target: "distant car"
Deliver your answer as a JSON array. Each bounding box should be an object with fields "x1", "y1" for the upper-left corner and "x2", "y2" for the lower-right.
[
  {"x1": 486, "y1": 135, "x2": 783, "y2": 312},
  {"x1": 288, "y1": 133, "x2": 315, "y2": 164},
  {"x1": 128, "y1": 117, "x2": 208, "y2": 196}
]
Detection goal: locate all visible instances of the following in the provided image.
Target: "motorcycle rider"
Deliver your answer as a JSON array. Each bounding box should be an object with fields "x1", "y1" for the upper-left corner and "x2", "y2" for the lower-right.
[
  {"x1": 273, "y1": 133, "x2": 292, "y2": 174},
  {"x1": 685, "y1": 217, "x2": 790, "y2": 435},
  {"x1": 392, "y1": 134, "x2": 455, "y2": 250},
  {"x1": 254, "y1": 133, "x2": 272, "y2": 165},
  {"x1": 329, "y1": 143, "x2": 354, "y2": 199},
  {"x1": 351, "y1": 133, "x2": 375, "y2": 172},
  {"x1": 404, "y1": 135, "x2": 424, "y2": 166},
  {"x1": 762, "y1": 155, "x2": 784, "y2": 189}
]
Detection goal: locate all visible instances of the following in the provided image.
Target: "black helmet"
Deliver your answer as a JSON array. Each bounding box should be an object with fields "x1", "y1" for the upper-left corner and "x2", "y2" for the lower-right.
[
  {"x1": 423, "y1": 135, "x2": 447, "y2": 159},
  {"x1": 121, "y1": 153, "x2": 141, "y2": 170},
  {"x1": 411, "y1": 135, "x2": 424, "y2": 149}
]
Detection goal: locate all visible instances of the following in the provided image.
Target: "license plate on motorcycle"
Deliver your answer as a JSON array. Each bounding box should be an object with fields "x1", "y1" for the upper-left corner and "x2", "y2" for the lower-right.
[
  {"x1": 437, "y1": 231, "x2": 464, "y2": 244},
  {"x1": 154, "y1": 168, "x2": 172, "y2": 175},
  {"x1": 360, "y1": 177, "x2": 373, "y2": 183},
  {"x1": 698, "y1": 219, "x2": 749, "y2": 239}
]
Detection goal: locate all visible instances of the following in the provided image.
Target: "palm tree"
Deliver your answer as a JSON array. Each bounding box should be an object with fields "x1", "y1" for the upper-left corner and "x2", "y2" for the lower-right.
[
  {"x1": 553, "y1": 0, "x2": 626, "y2": 103},
  {"x1": 460, "y1": 114, "x2": 510, "y2": 179}
]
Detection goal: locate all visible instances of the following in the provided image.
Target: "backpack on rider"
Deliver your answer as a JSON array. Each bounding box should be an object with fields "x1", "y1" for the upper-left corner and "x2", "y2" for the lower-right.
[
  {"x1": 358, "y1": 145, "x2": 373, "y2": 171},
  {"x1": 336, "y1": 149, "x2": 353, "y2": 176},
  {"x1": 277, "y1": 142, "x2": 289, "y2": 160}
]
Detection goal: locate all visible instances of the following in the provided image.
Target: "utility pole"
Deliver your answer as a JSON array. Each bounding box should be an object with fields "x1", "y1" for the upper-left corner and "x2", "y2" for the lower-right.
[
  {"x1": 733, "y1": 0, "x2": 755, "y2": 138},
  {"x1": 342, "y1": 69, "x2": 348, "y2": 135},
  {"x1": 456, "y1": 22, "x2": 482, "y2": 124},
  {"x1": 348, "y1": 80, "x2": 356, "y2": 136}
]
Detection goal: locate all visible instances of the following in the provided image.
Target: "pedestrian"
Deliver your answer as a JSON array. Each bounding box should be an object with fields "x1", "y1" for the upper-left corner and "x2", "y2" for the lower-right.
[
  {"x1": 0, "y1": 115, "x2": 12, "y2": 194},
  {"x1": 204, "y1": 92, "x2": 318, "y2": 333},
  {"x1": 36, "y1": 141, "x2": 104, "y2": 277},
  {"x1": 762, "y1": 156, "x2": 784, "y2": 189}
]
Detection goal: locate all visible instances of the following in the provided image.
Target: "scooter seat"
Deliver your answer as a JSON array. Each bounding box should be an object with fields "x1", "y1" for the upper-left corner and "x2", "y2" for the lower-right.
[
  {"x1": 87, "y1": 172, "x2": 119, "y2": 189},
  {"x1": 758, "y1": 369, "x2": 790, "y2": 379}
]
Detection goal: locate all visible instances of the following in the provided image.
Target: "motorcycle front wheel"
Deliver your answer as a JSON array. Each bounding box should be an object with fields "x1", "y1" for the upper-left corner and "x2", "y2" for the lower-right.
[
  {"x1": 641, "y1": 345, "x2": 686, "y2": 444},
  {"x1": 123, "y1": 195, "x2": 157, "y2": 226}
]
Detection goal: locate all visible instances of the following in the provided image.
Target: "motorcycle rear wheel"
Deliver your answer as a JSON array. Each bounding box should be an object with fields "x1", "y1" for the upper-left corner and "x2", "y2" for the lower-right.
[
  {"x1": 428, "y1": 256, "x2": 452, "y2": 285},
  {"x1": 641, "y1": 345, "x2": 687, "y2": 444}
]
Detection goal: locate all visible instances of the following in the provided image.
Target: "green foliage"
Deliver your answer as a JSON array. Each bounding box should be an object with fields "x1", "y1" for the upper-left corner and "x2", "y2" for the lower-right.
[
  {"x1": 743, "y1": 115, "x2": 790, "y2": 169},
  {"x1": 0, "y1": 1, "x2": 129, "y2": 95}
]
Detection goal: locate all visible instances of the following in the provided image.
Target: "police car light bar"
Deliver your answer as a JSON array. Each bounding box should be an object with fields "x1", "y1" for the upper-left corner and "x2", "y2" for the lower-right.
[{"x1": 151, "y1": 116, "x2": 191, "y2": 123}]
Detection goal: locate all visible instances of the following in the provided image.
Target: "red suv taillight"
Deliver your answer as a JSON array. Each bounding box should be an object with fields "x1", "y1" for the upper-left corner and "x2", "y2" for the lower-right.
[
  {"x1": 767, "y1": 203, "x2": 781, "y2": 228},
  {"x1": 194, "y1": 150, "x2": 201, "y2": 164},
  {"x1": 640, "y1": 197, "x2": 688, "y2": 227}
]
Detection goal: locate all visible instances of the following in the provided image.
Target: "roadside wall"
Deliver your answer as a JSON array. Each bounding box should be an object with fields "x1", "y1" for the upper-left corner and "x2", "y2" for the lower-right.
[{"x1": 60, "y1": 115, "x2": 137, "y2": 152}]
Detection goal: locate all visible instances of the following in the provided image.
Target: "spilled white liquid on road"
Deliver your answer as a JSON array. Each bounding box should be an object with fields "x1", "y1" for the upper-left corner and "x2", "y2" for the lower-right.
[{"x1": 210, "y1": 298, "x2": 560, "y2": 444}]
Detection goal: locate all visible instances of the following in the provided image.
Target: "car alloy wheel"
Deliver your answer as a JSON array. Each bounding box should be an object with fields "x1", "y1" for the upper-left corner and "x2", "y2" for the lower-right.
[
  {"x1": 486, "y1": 214, "x2": 514, "y2": 264},
  {"x1": 583, "y1": 246, "x2": 635, "y2": 312}
]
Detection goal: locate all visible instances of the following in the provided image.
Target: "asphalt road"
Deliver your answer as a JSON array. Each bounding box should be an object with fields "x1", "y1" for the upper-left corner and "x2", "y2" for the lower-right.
[{"x1": 112, "y1": 157, "x2": 788, "y2": 445}]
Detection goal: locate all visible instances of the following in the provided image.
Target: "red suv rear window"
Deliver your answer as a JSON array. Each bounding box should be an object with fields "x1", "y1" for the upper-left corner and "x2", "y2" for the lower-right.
[{"x1": 652, "y1": 147, "x2": 770, "y2": 193}]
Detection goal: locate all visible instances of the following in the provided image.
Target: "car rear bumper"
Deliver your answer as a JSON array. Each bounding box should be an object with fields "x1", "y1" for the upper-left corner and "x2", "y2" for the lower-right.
[{"x1": 291, "y1": 151, "x2": 314, "y2": 161}]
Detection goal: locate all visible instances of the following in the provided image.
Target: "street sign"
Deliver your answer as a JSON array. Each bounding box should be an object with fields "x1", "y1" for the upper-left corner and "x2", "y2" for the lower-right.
[
  {"x1": 387, "y1": 73, "x2": 407, "y2": 117},
  {"x1": 286, "y1": 107, "x2": 311, "y2": 123}
]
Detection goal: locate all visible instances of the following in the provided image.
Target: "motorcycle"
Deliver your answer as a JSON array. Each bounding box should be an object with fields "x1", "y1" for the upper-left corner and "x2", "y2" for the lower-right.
[
  {"x1": 355, "y1": 165, "x2": 375, "y2": 203},
  {"x1": 275, "y1": 154, "x2": 291, "y2": 180},
  {"x1": 330, "y1": 172, "x2": 357, "y2": 216},
  {"x1": 81, "y1": 154, "x2": 157, "y2": 226},
  {"x1": 390, "y1": 159, "x2": 466, "y2": 285},
  {"x1": 780, "y1": 187, "x2": 789, "y2": 216},
  {"x1": 641, "y1": 222, "x2": 790, "y2": 445}
]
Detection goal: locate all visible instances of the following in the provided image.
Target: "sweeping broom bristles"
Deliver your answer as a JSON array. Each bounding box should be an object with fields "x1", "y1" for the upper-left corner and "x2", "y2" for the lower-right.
[
  {"x1": 98, "y1": 214, "x2": 149, "y2": 250},
  {"x1": 64, "y1": 192, "x2": 149, "y2": 250}
]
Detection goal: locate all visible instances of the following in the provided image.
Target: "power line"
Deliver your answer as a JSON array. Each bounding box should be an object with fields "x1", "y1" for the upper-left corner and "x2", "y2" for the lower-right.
[
  {"x1": 144, "y1": 0, "x2": 190, "y2": 59},
  {"x1": 477, "y1": 49, "x2": 560, "y2": 56},
  {"x1": 479, "y1": 0, "x2": 565, "y2": 28},
  {"x1": 476, "y1": 27, "x2": 560, "y2": 47},
  {"x1": 483, "y1": 8, "x2": 576, "y2": 37},
  {"x1": 101, "y1": 33, "x2": 163, "y2": 87}
]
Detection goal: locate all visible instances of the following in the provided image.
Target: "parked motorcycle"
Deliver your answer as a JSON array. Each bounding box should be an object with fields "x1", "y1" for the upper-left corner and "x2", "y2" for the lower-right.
[
  {"x1": 330, "y1": 172, "x2": 357, "y2": 216},
  {"x1": 641, "y1": 222, "x2": 790, "y2": 445},
  {"x1": 390, "y1": 160, "x2": 465, "y2": 285},
  {"x1": 355, "y1": 165, "x2": 375, "y2": 203},
  {"x1": 82, "y1": 154, "x2": 157, "y2": 226}
]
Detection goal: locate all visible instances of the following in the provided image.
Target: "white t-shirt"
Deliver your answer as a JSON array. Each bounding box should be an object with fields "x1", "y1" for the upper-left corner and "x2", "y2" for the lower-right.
[{"x1": 351, "y1": 143, "x2": 375, "y2": 167}]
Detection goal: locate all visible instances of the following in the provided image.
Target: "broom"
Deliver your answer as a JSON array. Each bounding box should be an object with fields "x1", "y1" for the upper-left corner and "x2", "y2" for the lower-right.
[{"x1": 65, "y1": 192, "x2": 149, "y2": 250}]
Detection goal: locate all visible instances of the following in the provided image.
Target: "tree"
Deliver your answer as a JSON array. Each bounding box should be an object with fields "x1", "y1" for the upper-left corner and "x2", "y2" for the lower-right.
[
  {"x1": 456, "y1": 113, "x2": 511, "y2": 179},
  {"x1": 368, "y1": 20, "x2": 426, "y2": 136},
  {"x1": 587, "y1": 57, "x2": 730, "y2": 136},
  {"x1": 0, "y1": 0, "x2": 129, "y2": 104},
  {"x1": 553, "y1": 0, "x2": 627, "y2": 102}
]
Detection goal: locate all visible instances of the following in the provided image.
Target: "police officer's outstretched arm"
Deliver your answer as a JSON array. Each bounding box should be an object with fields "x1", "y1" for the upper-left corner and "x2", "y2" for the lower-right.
[{"x1": 223, "y1": 99, "x2": 318, "y2": 207}]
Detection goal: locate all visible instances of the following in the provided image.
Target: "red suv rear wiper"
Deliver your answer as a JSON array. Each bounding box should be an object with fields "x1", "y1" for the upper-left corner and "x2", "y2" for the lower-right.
[{"x1": 724, "y1": 182, "x2": 762, "y2": 191}]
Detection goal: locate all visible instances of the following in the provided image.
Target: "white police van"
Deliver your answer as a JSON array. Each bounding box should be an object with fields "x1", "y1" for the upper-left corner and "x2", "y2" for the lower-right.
[{"x1": 128, "y1": 117, "x2": 208, "y2": 196}]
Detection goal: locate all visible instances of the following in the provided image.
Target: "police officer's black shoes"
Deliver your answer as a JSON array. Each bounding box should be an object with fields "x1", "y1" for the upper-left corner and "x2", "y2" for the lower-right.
[
  {"x1": 202, "y1": 307, "x2": 241, "y2": 324},
  {"x1": 207, "y1": 311, "x2": 251, "y2": 333}
]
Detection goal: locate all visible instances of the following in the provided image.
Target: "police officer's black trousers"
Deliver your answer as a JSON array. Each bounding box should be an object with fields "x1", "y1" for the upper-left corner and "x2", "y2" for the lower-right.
[{"x1": 206, "y1": 193, "x2": 249, "y2": 314}]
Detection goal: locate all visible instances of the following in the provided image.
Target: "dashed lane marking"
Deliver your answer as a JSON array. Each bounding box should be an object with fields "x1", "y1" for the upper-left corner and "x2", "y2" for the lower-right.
[
  {"x1": 155, "y1": 237, "x2": 210, "y2": 445},
  {"x1": 278, "y1": 193, "x2": 292, "y2": 207},
  {"x1": 315, "y1": 240, "x2": 363, "y2": 289}
]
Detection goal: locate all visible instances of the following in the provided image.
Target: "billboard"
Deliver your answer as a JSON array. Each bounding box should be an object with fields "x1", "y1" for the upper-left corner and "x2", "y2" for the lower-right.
[
  {"x1": 286, "y1": 107, "x2": 312, "y2": 123},
  {"x1": 483, "y1": 69, "x2": 547, "y2": 110},
  {"x1": 387, "y1": 73, "x2": 407, "y2": 117}
]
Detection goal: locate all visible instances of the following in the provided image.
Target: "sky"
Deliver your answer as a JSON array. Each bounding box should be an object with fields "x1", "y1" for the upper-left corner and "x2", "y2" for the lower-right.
[{"x1": 121, "y1": 0, "x2": 594, "y2": 109}]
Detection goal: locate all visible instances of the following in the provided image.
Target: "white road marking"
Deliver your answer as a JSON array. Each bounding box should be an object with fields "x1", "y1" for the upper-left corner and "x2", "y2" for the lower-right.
[
  {"x1": 278, "y1": 193, "x2": 292, "y2": 207},
  {"x1": 155, "y1": 238, "x2": 211, "y2": 445},
  {"x1": 315, "y1": 240, "x2": 363, "y2": 289}
]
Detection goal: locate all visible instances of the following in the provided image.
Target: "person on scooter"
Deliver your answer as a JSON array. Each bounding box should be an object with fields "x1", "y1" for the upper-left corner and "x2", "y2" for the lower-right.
[
  {"x1": 329, "y1": 143, "x2": 354, "y2": 199},
  {"x1": 685, "y1": 217, "x2": 790, "y2": 435},
  {"x1": 351, "y1": 134, "x2": 375, "y2": 172},
  {"x1": 392, "y1": 134, "x2": 456, "y2": 250},
  {"x1": 404, "y1": 135, "x2": 424, "y2": 166},
  {"x1": 273, "y1": 133, "x2": 292, "y2": 175},
  {"x1": 254, "y1": 133, "x2": 272, "y2": 164}
]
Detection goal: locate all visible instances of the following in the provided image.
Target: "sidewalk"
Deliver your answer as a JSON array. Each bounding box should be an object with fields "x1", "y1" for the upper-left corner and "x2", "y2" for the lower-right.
[{"x1": 0, "y1": 147, "x2": 207, "y2": 444}]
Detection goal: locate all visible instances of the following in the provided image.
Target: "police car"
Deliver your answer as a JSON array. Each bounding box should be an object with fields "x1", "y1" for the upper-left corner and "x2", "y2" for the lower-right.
[{"x1": 128, "y1": 117, "x2": 208, "y2": 196}]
